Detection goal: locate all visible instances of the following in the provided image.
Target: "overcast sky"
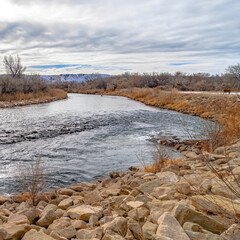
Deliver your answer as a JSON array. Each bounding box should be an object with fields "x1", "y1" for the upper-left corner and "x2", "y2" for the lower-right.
[{"x1": 0, "y1": 0, "x2": 239, "y2": 75}]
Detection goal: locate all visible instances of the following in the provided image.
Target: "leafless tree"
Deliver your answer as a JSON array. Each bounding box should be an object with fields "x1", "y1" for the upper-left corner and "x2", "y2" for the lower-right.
[
  {"x1": 226, "y1": 63, "x2": 240, "y2": 89},
  {"x1": 3, "y1": 55, "x2": 26, "y2": 78}
]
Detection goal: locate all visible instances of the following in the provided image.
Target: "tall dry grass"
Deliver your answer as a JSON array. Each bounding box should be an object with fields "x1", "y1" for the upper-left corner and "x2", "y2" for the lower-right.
[
  {"x1": 140, "y1": 143, "x2": 183, "y2": 173},
  {"x1": 0, "y1": 89, "x2": 67, "y2": 102}
]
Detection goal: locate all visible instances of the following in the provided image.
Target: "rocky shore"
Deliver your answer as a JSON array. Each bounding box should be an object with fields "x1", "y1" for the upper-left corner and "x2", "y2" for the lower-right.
[{"x1": 0, "y1": 139, "x2": 240, "y2": 239}]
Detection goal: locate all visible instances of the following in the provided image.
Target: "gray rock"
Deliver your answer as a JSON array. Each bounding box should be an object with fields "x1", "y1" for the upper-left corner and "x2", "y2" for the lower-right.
[
  {"x1": 37, "y1": 209, "x2": 56, "y2": 227},
  {"x1": 221, "y1": 224, "x2": 240, "y2": 240},
  {"x1": 137, "y1": 179, "x2": 161, "y2": 194},
  {"x1": 8, "y1": 214, "x2": 30, "y2": 225},
  {"x1": 156, "y1": 212, "x2": 190, "y2": 240},
  {"x1": 142, "y1": 221, "x2": 158, "y2": 240},
  {"x1": 67, "y1": 205, "x2": 103, "y2": 221},
  {"x1": 102, "y1": 217, "x2": 127, "y2": 236},
  {"x1": 58, "y1": 198, "x2": 73, "y2": 210},
  {"x1": 76, "y1": 227, "x2": 103, "y2": 239},
  {"x1": 22, "y1": 229, "x2": 55, "y2": 240},
  {"x1": 102, "y1": 230, "x2": 125, "y2": 240},
  {"x1": 0, "y1": 223, "x2": 30, "y2": 240},
  {"x1": 185, "y1": 230, "x2": 224, "y2": 240},
  {"x1": 57, "y1": 225, "x2": 77, "y2": 239},
  {"x1": 156, "y1": 172, "x2": 179, "y2": 184},
  {"x1": 173, "y1": 203, "x2": 227, "y2": 234}
]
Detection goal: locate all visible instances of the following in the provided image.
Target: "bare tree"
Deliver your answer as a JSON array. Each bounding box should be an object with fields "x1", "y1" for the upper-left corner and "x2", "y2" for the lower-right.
[
  {"x1": 3, "y1": 55, "x2": 26, "y2": 78},
  {"x1": 226, "y1": 63, "x2": 240, "y2": 89}
]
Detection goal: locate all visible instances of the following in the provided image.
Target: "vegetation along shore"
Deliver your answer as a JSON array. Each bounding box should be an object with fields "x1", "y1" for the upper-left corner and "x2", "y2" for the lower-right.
[{"x1": 0, "y1": 56, "x2": 67, "y2": 108}]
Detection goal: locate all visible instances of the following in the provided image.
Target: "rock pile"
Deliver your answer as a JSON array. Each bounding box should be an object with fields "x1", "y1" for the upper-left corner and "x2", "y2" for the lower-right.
[{"x1": 0, "y1": 140, "x2": 240, "y2": 239}]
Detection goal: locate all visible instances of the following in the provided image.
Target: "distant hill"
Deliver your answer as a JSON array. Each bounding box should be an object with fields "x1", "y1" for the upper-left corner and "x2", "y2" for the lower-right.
[{"x1": 40, "y1": 74, "x2": 112, "y2": 83}]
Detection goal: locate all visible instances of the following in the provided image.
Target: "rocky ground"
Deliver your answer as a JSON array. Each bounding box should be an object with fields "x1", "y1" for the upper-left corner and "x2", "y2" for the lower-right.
[{"x1": 0, "y1": 139, "x2": 240, "y2": 239}]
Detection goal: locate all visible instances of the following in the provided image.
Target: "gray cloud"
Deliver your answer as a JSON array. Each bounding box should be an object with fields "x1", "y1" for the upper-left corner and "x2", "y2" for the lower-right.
[{"x1": 0, "y1": 0, "x2": 239, "y2": 74}]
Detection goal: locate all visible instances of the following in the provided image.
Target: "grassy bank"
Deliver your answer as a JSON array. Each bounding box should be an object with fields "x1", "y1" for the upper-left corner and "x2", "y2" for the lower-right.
[{"x1": 0, "y1": 89, "x2": 68, "y2": 108}]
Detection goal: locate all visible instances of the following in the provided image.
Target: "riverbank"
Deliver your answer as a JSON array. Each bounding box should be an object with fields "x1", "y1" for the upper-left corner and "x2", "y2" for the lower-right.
[
  {"x1": 78, "y1": 88, "x2": 239, "y2": 118},
  {"x1": 0, "y1": 89, "x2": 68, "y2": 108},
  {"x1": 78, "y1": 88, "x2": 240, "y2": 148},
  {"x1": 0, "y1": 139, "x2": 240, "y2": 239}
]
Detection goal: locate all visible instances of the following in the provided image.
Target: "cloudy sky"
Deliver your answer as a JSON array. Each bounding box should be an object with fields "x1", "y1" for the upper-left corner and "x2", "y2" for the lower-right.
[{"x1": 0, "y1": 0, "x2": 239, "y2": 75}]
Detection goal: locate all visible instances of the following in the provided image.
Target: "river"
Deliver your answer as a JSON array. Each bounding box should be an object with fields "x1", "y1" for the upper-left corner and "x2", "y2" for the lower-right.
[{"x1": 0, "y1": 93, "x2": 207, "y2": 195}]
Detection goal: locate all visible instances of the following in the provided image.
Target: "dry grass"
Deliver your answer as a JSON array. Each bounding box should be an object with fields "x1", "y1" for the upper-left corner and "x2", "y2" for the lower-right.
[
  {"x1": 143, "y1": 158, "x2": 183, "y2": 173},
  {"x1": 140, "y1": 143, "x2": 183, "y2": 173},
  {"x1": 0, "y1": 88, "x2": 67, "y2": 101},
  {"x1": 0, "y1": 89, "x2": 67, "y2": 108},
  {"x1": 18, "y1": 157, "x2": 48, "y2": 206}
]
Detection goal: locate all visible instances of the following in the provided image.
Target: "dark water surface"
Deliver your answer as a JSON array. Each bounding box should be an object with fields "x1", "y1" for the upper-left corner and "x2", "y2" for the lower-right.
[{"x1": 0, "y1": 94, "x2": 207, "y2": 195}]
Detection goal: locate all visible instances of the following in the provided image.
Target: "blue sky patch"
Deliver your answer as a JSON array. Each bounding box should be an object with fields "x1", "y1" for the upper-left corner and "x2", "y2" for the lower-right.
[
  {"x1": 29, "y1": 64, "x2": 79, "y2": 69},
  {"x1": 168, "y1": 63, "x2": 194, "y2": 66}
]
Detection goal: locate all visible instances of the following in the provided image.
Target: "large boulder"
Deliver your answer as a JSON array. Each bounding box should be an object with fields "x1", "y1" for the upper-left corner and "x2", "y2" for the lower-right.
[
  {"x1": 19, "y1": 208, "x2": 41, "y2": 224},
  {"x1": 152, "y1": 186, "x2": 174, "y2": 199},
  {"x1": 211, "y1": 179, "x2": 238, "y2": 199},
  {"x1": 126, "y1": 201, "x2": 145, "y2": 209},
  {"x1": 0, "y1": 223, "x2": 30, "y2": 240},
  {"x1": 228, "y1": 157, "x2": 240, "y2": 166},
  {"x1": 156, "y1": 172, "x2": 179, "y2": 184},
  {"x1": 8, "y1": 214, "x2": 30, "y2": 225},
  {"x1": 67, "y1": 205, "x2": 103, "y2": 221},
  {"x1": 37, "y1": 209, "x2": 56, "y2": 227},
  {"x1": 156, "y1": 212, "x2": 190, "y2": 240},
  {"x1": 71, "y1": 220, "x2": 88, "y2": 229},
  {"x1": 47, "y1": 218, "x2": 71, "y2": 233},
  {"x1": 101, "y1": 187, "x2": 121, "y2": 198},
  {"x1": 191, "y1": 195, "x2": 240, "y2": 218},
  {"x1": 58, "y1": 188, "x2": 75, "y2": 196},
  {"x1": 57, "y1": 225, "x2": 77, "y2": 239},
  {"x1": 70, "y1": 182, "x2": 96, "y2": 192},
  {"x1": 76, "y1": 227, "x2": 103, "y2": 239},
  {"x1": 58, "y1": 198, "x2": 73, "y2": 210},
  {"x1": 83, "y1": 191, "x2": 104, "y2": 205},
  {"x1": 128, "y1": 207, "x2": 149, "y2": 221},
  {"x1": 0, "y1": 197, "x2": 11, "y2": 204},
  {"x1": 142, "y1": 221, "x2": 158, "y2": 240},
  {"x1": 173, "y1": 203, "x2": 228, "y2": 234},
  {"x1": 149, "y1": 199, "x2": 178, "y2": 223},
  {"x1": 102, "y1": 217, "x2": 127, "y2": 236},
  {"x1": 102, "y1": 230, "x2": 125, "y2": 240},
  {"x1": 176, "y1": 181, "x2": 191, "y2": 195},
  {"x1": 185, "y1": 230, "x2": 224, "y2": 240},
  {"x1": 22, "y1": 229, "x2": 55, "y2": 240},
  {"x1": 137, "y1": 179, "x2": 161, "y2": 194},
  {"x1": 127, "y1": 218, "x2": 143, "y2": 240},
  {"x1": 221, "y1": 224, "x2": 240, "y2": 240}
]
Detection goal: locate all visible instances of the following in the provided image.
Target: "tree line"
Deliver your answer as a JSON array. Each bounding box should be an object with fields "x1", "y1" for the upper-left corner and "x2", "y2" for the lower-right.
[
  {"x1": 56, "y1": 65, "x2": 240, "y2": 92},
  {"x1": 1, "y1": 55, "x2": 240, "y2": 94}
]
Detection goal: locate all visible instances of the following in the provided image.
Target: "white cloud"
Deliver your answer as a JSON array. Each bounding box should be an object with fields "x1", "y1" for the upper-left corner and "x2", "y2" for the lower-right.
[{"x1": 0, "y1": 0, "x2": 239, "y2": 74}]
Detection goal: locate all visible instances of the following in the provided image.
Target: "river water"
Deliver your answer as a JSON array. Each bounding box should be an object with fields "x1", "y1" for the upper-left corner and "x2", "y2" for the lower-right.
[{"x1": 0, "y1": 93, "x2": 207, "y2": 195}]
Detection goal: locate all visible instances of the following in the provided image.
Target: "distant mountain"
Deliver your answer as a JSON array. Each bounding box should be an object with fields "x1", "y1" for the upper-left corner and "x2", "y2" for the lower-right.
[{"x1": 40, "y1": 74, "x2": 112, "y2": 83}]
